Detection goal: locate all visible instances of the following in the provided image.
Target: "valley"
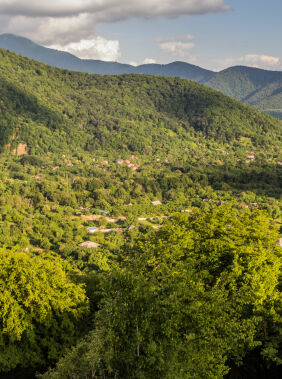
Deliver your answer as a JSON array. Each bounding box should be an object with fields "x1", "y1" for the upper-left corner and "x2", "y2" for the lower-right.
[{"x1": 0, "y1": 49, "x2": 281, "y2": 379}]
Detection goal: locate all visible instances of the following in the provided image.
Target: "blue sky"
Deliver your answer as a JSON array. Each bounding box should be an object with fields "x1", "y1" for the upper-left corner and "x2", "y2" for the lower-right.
[
  {"x1": 98, "y1": 0, "x2": 282, "y2": 70},
  {"x1": 0, "y1": 0, "x2": 281, "y2": 71}
]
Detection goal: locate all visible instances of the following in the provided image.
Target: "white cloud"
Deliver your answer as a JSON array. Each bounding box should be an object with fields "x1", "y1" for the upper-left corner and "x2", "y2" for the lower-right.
[
  {"x1": 0, "y1": 1, "x2": 232, "y2": 19},
  {"x1": 241, "y1": 54, "x2": 281, "y2": 70},
  {"x1": 214, "y1": 54, "x2": 282, "y2": 71},
  {"x1": 157, "y1": 34, "x2": 195, "y2": 58},
  {"x1": 159, "y1": 41, "x2": 195, "y2": 57},
  {"x1": 143, "y1": 58, "x2": 157, "y2": 64},
  {"x1": 156, "y1": 34, "x2": 195, "y2": 43},
  {"x1": 0, "y1": 1, "x2": 231, "y2": 45},
  {"x1": 6, "y1": 14, "x2": 96, "y2": 45},
  {"x1": 50, "y1": 37, "x2": 121, "y2": 61},
  {"x1": 0, "y1": 1, "x2": 231, "y2": 64},
  {"x1": 128, "y1": 61, "x2": 138, "y2": 67}
]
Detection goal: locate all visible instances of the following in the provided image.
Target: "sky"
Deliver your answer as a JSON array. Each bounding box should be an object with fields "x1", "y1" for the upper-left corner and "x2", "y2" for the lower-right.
[{"x1": 0, "y1": 0, "x2": 281, "y2": 71}]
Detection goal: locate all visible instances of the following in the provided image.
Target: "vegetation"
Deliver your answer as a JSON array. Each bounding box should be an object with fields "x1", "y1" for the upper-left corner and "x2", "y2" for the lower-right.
[
  {"x1": 1, "y1": 35, "x2": 282, "y2": 119},
  {"x1": 205, "y1": 66, "x2": 282, "y2": 120},
  {"x1": 0, "y1": 50, "x2": 281, "y2": 378}
]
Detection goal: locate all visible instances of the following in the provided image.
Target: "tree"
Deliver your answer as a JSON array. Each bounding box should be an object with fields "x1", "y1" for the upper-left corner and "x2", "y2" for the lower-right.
[
  {"x1": 42, "y1": 206, "x2": 281, "y2": 378},
  {"x1": 0, "y1": 251, "x2": 89, "y2": 372}
]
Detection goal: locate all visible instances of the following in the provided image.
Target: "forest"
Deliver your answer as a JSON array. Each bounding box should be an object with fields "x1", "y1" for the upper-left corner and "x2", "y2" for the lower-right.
[{"x1": 0, "y1": 49, "x2": 281, "y2": 378}]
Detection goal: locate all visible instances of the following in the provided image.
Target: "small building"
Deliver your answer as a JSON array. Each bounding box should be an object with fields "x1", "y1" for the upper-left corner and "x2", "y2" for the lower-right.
[
  {"x1": 52, "y1": 165, "x2": 59, "y2": 170},
  {"x1": 79, "y1": 241, "x2": 100, "y2": 249},
  {"x1": 151, "y1": 200, "x2": 162, "y2": 206},
  {"x1": 246, "y1": 154, "x2": 255, "y2": 159},
  {"x1": 116, "y1": 159, "x2": 124, "y2": 164},
  {"x1": 87, "y1": 226, "x2": 98, "y2": 233},
  {"x1": 98, "y1": 209, "x2": 109, "y2": 215},
  {"x1": 181, "y1": 209, "x2": 192, "y2": 213},
  {"x1": 66, "y1": 162, "x2": 73, "y2": 167},
  {"x1": 35, "y1": 174, "x2": 43, "y2": 179},
  {"x1": 239, "y1": 203, "x2": 249, "y2": 208}
]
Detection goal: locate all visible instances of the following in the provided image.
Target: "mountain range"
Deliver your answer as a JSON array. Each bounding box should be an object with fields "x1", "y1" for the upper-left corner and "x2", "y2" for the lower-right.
[
  {"x1": 0, "y1": 48, "x2": 281, "y2": 159},
  {"x1": 0, "y1": 34, "x2": 282, "y2": 120},
  {"x1": 1, "y1": 34, "x2": 282, "y2": 120}
]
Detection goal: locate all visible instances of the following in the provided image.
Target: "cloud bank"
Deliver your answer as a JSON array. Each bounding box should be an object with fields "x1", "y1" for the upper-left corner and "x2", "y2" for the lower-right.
[
  {"x1": 0, "y1": 1, "x2": 231, "y2": 44},
  {"x1": 0, "y1": 1, "x2": 231, "y2": 64},
  {"x1": 50, "y1": 37, "x2": 121, "y2": 61},
  {"x1": 215, "y1": 54, "x2": 282, "y2": 71}
]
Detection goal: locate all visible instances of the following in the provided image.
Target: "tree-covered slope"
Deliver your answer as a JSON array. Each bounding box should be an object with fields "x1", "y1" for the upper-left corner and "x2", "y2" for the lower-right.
[
  {"x1": 206, "y1": 66, "x2": 282, "y2": 119},
  {"x1": 0, "y1": 48, "x2": 281, "y2": 157},
  {"x1": 1, "y1": 34, "x2": 282, "y2": 120}
]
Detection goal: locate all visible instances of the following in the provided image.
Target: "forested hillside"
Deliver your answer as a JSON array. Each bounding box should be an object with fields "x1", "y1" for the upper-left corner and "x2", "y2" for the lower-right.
[
  {"x1": 1, "y1": 34, "x2": 282, "y2": 119},
  {"x1": 206, "y1": 66, "x2": 282, "y2": 119},
  {"x1": 0, "y1": 48, "x2": 281, "y2": 156},
  {"x1": 0, "y1": 49, "x2": 281, "y2": 378}
]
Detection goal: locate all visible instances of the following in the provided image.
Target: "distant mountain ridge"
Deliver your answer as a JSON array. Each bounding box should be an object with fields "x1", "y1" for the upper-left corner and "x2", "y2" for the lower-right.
[
  {"x1": 0, "y1": 33, "x2": 282, "y2": 118},
  {"x1": 0, "y1": 34, "x2": 213, "y2": 82}
]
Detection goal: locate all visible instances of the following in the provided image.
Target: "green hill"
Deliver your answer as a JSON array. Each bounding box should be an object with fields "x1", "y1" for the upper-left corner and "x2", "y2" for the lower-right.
[
  {"x1": 0, "y1": 49, "x2": 281, "y2": 157},
  {"x1": 205, "y1": 66, "x2": 282, "y2": 119},
  {"x1": 0, "y1": 49, "x2": 281, "y2": 379},
  {"x1": 1, "y1": 34, "x2": 282, "y2": 120}
]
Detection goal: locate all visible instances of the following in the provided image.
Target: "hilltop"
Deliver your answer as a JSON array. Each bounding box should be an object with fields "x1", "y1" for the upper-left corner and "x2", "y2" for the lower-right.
[
  {"x1": 0, "y1": 34, "x2": 212, "y2": 81},
  {"x1": 1, "y1": 34, "x2": 282, "y2": 119},
  {"x1": 0, "y1": 48, "x2": 281, "y2": 158},
  {"x1": 205, "y1": 66, "x2": 282, "y2": 119}
]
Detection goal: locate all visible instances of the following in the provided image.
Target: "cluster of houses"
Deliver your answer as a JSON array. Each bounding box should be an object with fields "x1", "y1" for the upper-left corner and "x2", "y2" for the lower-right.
[{"x1": 115, "y1": 159, "x2": 138, "y2": 171}]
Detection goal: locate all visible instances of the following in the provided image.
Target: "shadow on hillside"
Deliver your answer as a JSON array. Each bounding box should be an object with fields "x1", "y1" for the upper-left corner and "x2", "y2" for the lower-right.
[{"x1": 0, "y1": 77, "x2": 66, "y2": 135}]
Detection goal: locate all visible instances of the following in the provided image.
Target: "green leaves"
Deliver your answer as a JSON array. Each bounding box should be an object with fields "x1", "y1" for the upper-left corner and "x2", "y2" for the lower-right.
[
  {"x1": 0, "y1": 251, "x2": 89, "y2": 372},
  {"x1": 42, "y1": 206, "x2": 281, "y2": 378}
]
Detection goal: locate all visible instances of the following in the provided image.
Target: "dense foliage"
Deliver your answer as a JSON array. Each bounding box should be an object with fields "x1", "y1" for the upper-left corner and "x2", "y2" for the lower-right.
[
  {"x1": 0, "y1": 50, "x2": 281, "y2": 378},
  {"x1": 0, "y1": 251, "x2": 88, "y2": 372},
  {"x1": 0, "y1": 48, "x2": 281, "y2": 155},
  {"x1": 1, "y1": 35, "x2": 282, "y2": 120},
  {"x1": 41, "y1": 207, "x2": 282, "y2": 379}
]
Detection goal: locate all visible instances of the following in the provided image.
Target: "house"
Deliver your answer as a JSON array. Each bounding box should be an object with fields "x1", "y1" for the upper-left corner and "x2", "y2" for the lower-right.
[
  {"x1": 181, "y1": 209, "x2": 192, "y2": 213},
  {"x1": 239, "y1": 203, "x2": 249, "y2": 208},
  {"x1": 87, "y1": 226, "x2": 98, "y2": 233},
  {"x1": 126, "y1": 163, "x2": 134, "y2": 168},
  {"x1": 66, "y1": 162, "x2": 73, "y2": 167},
  {"x1": 79, "y1": 241, "x2": 100, "y2": 249},
  {"x1": 35, "y1": 174, "x2": 43, "y2": 179},
  {"x1": 116, "y1": 159, "x2": 124, "y2": 164},
  {"x1": 52, "y1": 165, "x2": 59, "y2": 170},
  {"x1": 246, "y1": 154, "x2": 255, "y2": 159},
  {"x1": 151, "y1": 200, "x2": 162, "y2": 206},
  {"x1": 98, "y1": 209, "x2": 109, "y2": 215}
]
